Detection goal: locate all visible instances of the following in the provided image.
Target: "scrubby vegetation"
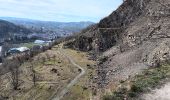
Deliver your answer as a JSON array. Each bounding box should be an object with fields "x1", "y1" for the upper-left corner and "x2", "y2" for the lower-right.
[
  {"x1": 103, "y1": 64, "x2": 170, "y2": 100},
  {"x1": 0, "y1": 45, "x2": 80, "y2": 100},
  {"x1": 99, "y1": 56, "x2": 108, "y2": 64}
]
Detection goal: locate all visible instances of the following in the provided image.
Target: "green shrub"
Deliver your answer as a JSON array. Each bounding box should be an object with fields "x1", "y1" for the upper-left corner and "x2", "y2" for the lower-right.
[
  {"x1": 103, "y1": 95, "x2": 113, "y2": 100},
  {"x1": 128, "y1": 91, "x2": 137, "y2": 97},
  {"x1": 103, "y1": 89, "x2": 126, "y2": 100},
  {"x1": 130, "y1": 84, "x2": 143, "y2": 93}
]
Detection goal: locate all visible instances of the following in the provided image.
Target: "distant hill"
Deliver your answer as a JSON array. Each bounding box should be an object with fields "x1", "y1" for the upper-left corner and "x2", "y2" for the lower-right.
[
  {"x1": 0, "y1": 20, "x2": 32, "y2": 43},
  {"x1": 0, "y1": 17, "x2": 94, "y2": 37}
]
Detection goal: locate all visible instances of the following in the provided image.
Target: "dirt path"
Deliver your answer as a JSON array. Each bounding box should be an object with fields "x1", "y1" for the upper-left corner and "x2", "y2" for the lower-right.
[
  {"x1": 51, "y1": 47, "x2": 86, "y2": 100},
  {"x1": 141, "y1": 82, "x2": 170, "y2": 100}
]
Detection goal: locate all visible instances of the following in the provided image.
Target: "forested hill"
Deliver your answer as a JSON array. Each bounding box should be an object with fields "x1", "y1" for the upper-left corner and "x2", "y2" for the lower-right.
[
  {"x1": 0, "y1": 20, "x2": 32, "y2": 42},
  {"x1": 0, "y1": 17, "x2": 94, "y2": 37}
]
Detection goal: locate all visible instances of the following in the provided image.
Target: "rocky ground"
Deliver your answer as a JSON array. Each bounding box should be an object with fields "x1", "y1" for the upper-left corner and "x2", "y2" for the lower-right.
[
  {"x1": 64, "y1": 0, "x2": 170, "y2": 99},
  {"x1": 141, "y1": 82, "x2": 170, "y2": 100}
]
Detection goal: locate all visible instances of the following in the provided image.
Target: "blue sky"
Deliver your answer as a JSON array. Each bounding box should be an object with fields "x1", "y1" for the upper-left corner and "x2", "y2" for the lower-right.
[{"x1": 0, "y1": 0, "x2": 122, "y2": 22}]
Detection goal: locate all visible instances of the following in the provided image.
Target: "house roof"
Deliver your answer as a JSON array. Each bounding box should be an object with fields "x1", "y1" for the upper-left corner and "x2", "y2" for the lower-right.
[
  {"x1": 9, "y1": 47, "x2": 30, "y2": 53},
  {"x1": 34, "y1": 40, "x2": 45, "y2": 44},
  {"x1": 17, "y1": 47, "x2": 30, "y2": 52}
]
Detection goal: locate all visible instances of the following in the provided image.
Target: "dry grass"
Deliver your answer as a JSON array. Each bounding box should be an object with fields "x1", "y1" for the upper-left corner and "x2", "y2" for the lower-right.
[
  {"x1": 61, "y1": 48, "x2": 96, "y2": 100},
  {"x1": 0, "y1": 45, "x2": 79, "y2": 100}
]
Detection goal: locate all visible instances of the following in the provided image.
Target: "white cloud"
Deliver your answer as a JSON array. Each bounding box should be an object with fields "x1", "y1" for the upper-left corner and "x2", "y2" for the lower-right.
[{"x1": 0, "y1": 0, "x2": 122, "y2": 22}]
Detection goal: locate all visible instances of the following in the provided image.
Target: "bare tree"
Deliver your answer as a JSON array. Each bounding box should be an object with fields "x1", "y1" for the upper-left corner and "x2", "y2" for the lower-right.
[
  {"x1": 15, "y1": 55, "x2": 23, "y2": 64},
  {"x1": 30, "y1": 63, "x2": 36, "y2": 86},
  {"x1": 45, "y1": 53, "x2": 50, "y2": 61},
  {"x1": 37, "y1": 56, "x2": 41, "y2": 62},
  {"x1": 41, "y1": 57, "x2": 46, "y2": 65},
  {"x1": 8, "y1": 59, "x2": 21, "y2": 90},
  {"x1": 52, "y1": 55, "x2": 56, "y2": 61}
]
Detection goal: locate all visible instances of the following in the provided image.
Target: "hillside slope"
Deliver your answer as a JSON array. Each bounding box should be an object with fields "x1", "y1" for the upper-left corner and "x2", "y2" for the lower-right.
[
  {"x1": 0, "y1": 17, "x2": 94, "y2": 37},
  {"x1": 0, "y1": 20, "x2": 32, "y2": 43},
  {"x1": 65, "y1": 0, "x2": 170, "y2": 87}
]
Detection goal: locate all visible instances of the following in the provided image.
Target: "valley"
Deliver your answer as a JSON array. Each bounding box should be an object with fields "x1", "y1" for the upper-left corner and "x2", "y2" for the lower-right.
[
  {"x1": 0, "y1": 18, "x2": 93, "y2": 65},
  {"x1": 0, "y1": 0, "x2": 170, "y2": 100},
  {"x1": 0, "y1": 17, "x2": 94, "y2": 40}
]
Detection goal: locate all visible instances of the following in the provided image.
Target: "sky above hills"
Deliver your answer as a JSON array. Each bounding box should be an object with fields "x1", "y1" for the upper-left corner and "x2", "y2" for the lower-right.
[{"x1": 0, "y1": 0, "x2": 123, "y2": 22}]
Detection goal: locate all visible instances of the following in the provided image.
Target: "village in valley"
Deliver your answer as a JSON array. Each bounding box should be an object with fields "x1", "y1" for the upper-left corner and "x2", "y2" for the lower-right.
[{"x1": 5, "y1": 40, "x2": 53, "y2": 55}]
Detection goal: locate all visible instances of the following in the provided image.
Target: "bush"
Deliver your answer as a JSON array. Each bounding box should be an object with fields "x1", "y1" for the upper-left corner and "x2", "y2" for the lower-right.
[
  {"x1": 130, "y1": 84, "x2": 143, "y2": 93},
  {"x1": 99, "y1": 56, "x2": 108, "y2": 64},
  {"x1": 100, "y1": 56, "x2": 108, "y2": 62},
  {"x1": 128, "y1": 91, "x2": 137, "y2": 97},
  {"x1": 103, "y1": 95, "x2": 113, "y2": 100},
  {"x1": 103, "y1": 87, "x2": 127, "y2": 100}
]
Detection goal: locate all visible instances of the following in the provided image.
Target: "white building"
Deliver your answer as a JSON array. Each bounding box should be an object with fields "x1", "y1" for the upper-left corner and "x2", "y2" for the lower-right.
[
  {"x1": 34, "y1": 40, "x2": 45, "y2": 44},
  {"x1": 8, "y1": 47, "x2": 30, "y2": 54},
  {"x1": 34, "y1": 40, "x2": 52, "y2": 45},
  {"x1": 17, "y1": 47, "x2": 30, "y2": 52}
]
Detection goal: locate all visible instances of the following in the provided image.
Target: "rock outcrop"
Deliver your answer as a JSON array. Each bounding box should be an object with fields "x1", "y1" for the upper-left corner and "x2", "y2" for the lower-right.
[{"x1": 65, "y1": 0, "x2": 170, "y2": 87}]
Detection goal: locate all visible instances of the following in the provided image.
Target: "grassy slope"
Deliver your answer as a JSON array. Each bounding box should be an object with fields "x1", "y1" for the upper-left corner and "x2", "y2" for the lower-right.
[
  {"x1": 61, "y1": 48, "x2": 96, "y2": 100},
  {"x1": 103, "y1": 64, "x2": 170, "y2": 100},
  {"x1": 0, "y1": 44, "x2": 97, "y2": 100},
  {"x1": 0, "y1": 45, "x2": 79, "y2": 100}
]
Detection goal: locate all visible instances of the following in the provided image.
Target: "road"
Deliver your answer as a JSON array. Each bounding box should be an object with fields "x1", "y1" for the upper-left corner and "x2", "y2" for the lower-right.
[{"x1": 51, "y1": 46, "x2": 86, "y2": 100}]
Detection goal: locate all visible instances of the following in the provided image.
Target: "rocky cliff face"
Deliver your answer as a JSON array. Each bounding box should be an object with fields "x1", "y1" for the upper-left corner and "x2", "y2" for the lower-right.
[
  {"x1": 67, "y1": 0, "x2": 153, "y2": 51},
  {"x1": 65, "y1": 0, "x2": 170, "y2": 87}
]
